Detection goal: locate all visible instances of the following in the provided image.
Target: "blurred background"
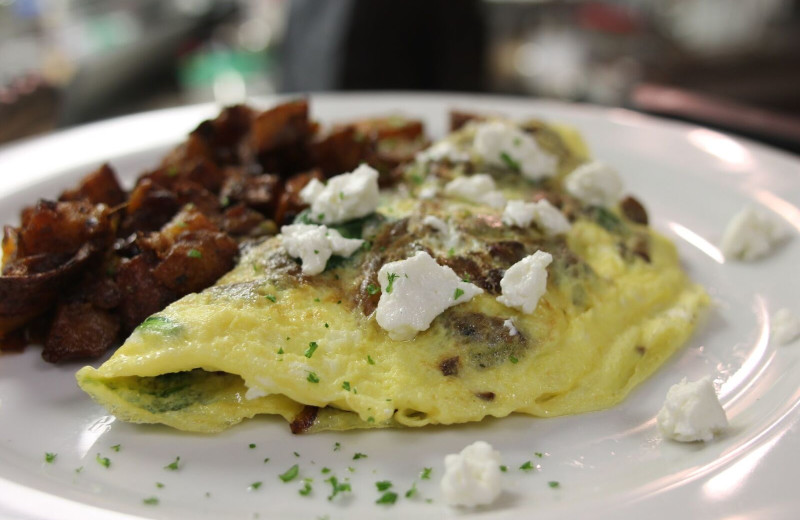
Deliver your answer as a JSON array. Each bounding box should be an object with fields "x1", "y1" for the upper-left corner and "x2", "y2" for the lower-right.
[{"x1": 1, "y1": 0, "x2": 799, "y2": 151}]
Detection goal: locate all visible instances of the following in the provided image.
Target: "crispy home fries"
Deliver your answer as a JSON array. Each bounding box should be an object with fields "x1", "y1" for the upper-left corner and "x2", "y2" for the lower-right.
[{"x1": 64, "y1": 100, "x2": 709, "y2": 434}]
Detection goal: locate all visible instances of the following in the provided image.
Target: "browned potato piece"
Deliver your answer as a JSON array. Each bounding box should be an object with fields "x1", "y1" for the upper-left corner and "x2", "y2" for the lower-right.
[
  {"x1": 122, "y1": 179, "x2": 179, "y2": 234},
  {"x1": 42, "y1": 301, "x2": 120, "y2": 363},
  {"x1": 220, "y1": 173, "x2": 282, "y2": 215},
  {"x1": 18, "y1": 200, "x2": 114, "y2": 258},
  {"x1": 249, "y1": 99, "x2": 314, "y2": 175},
  {"x1": 115, "y1": 252, "x2": 177, "y2": 333},
  {"x1": 151, "y1": 230, "x2": 238, "y2": 294},
  {"x1": 59, "y1": 163, "x2": 126, "y2": 207}
]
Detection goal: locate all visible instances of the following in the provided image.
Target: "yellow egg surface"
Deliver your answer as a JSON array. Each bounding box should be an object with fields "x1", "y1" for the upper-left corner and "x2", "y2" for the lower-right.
[{"x1": 76, "y1": 119, "x2": 708, "y2": 434}]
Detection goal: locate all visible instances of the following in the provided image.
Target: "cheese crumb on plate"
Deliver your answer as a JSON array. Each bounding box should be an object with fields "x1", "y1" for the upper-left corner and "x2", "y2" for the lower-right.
[
  {"x1": 440, "y1": 441, "x2": 503, "y2": 507},
  {"x1": 772, "y1": 308, "x2": 800, "y2": 345},
  {"x1": 720, "y1": 205, "x2": 789, "y2": 261},
  {"x1": 657, "y1": 377, "x2": 728, "y2": 442}
]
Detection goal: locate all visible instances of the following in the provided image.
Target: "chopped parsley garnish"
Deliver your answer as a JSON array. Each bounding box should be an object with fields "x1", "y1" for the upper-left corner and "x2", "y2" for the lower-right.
[
  {"x1": 376, "y1": 491, "x2": 398, "y2": 505},
  {"x1": 318, "y1": 213, "x2": 325, "y2": 221},
  {"x1": 299, "y1": 480, "x2": 313, "y2": 496},
  {"x1": 277, "y1": 347, "x2": 284, "y2": 354},
  {"x1": 265, "y1": 294, "x2": 277, "y2": 303},
  {"x1": 279, "y1": 464, "x2": 299, "y2": 482},
  {"x1": 342, "y1": 381, "x2": 351, "y2": 391},
  {"x1": 75, "y1": 466, "x2": 83, "y2": 474},
  {"x1": 366, "y1": 283, "x2": 380, "y2": 295},
  {"x1": 509, "y1": 356, "x2": 519, "y2": 364},
  {"x1": 367, "y1": 355, "x2": 375, "y2": 365},
  {"x1": 137, "y1": 316, "x2": 181, "y2": 335},
  {"x1": 447, "y1": 247, "x2": 455, "y2": 257},
  {"x1": 339, "y1": 191, "x2": 345, "y2": 200},
  {"x1": 410, "y1": 173, "x2": 424, "y2": 185},
  {"x1": 307, "y1": 372, "x2": 320, "y2": 383},
  {"x1": 96, "y1": 454, "x2": 111, "y2": 468},
  {"x1": 453, "y1": 288, "x2": 464, "y2": 300},
  {"x1": 353, "y1": 452, "x2": 367, "y2": 460},
  {"x1": 44, "y1": 452, "x2": 56, "y2": 463},
  {"x1": 249, "y1": 481, "x2": 262, "y2": 490},
  {"x1": 386, "y1": 272, "x2": 399, "y2": 293},
  {"x1": 520, "y1": 461, "x2": 533, "y2": 471},
  {"x1": 499, "y1": 465, "x2": 508, "y2": 472},
  {"x1": 187, "y1": 248, "x2": 202, "y2": 259},
  {"x1": 420, "y1": 467, "x2": 432, "y2": 480},
  {"x1": 548, "y1": 481, "x2": 560, "y2": 488},
  {"x1": 321, "y1": 467, "x2": 331, "y2": 474},
  {"x1": 164, "y1": 456, "x2": 180, "y2": 471},
  {"x1": 367, "y1": 417, "x2": 375, "y2": 423},
  {"x1": 376, "y1": 481, "x2": 393, "y2": 491},
  {"x1": 110, "y1": 444, "x2": 121, "y2": 452},
  {"x1": 313, "y1": 249, "x2": 319, "y2": 255},
  {"x1": 264, "y1": 458, "x2": 270, "y2": 464},
  {"x1": 305, "y1": 342, "x2": 319, "y2": 358},
  {"x1": 333, "y1": 442, "x2": 341, "y2": 451},
  {"x1": 500, "y1": 151, "x2": 521, "y2": 172},
  {"x1": 461, "y1": 274, "x2": 471, "y2": 282},
  {"x1": 156, "y1": 482, "x2": 164, "y2": 488},
  {"x1": 405, "y1": 482, "x2": 418, "y2": 498},
  {"x1": 142, "y1": 497, "x2": 159, "y2": 505},
  {"x1": 294, "y1": 451, "x2": 300, "y2": 457},
  {"x1": 325, "y1": 476, "x2": 351, "y2": 501},
  {"x1": 324, "y1": 322, "x2": 329, "y2": 328},
  {"x1": 534, "y1": 452, "x2": 544, "y2": 458},
  {"x1": 313, "y1": 297, "x2": 321, "y2": 302},
  {"x1": 249, "y1": 443, "x2": 256, "y2": 449}
]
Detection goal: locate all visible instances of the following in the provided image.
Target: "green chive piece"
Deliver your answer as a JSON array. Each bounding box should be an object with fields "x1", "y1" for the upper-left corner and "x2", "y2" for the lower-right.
[
  {"x1": 156, "y1": 482, "x2": 164, "y2": 488},
  {"x1": 510, "y1": 356, "x2": 519, "y2": 364},
  {"x1": 535, "y1": 452, "x2": 544, "y2": 458},
  {"x1": 367, "y1": 355, "x2": 375, "y2": 365},
  {"x1": 333, "y1": 442, "x2": 341, "y2": 451},
  {"x1": 305, "y1": 342, "x2": 319, "y2": 358},
  {"x1": 366, "y1": 283, "x2": 379, "y2": 295},
  {"x1": 110, "y1": 444, "x2": 121, "y2": 452},
  {"x1": 321, "y1": 467, "x2": 331, "y2": 474},
  {"x1": 249, "y1": 443, "x2": 256, "y2": 449},
  {"x1": 263, "y1": 458, "x2": 270, "y2": 464},
  {"x1": 420, "y1": 467, "x2": 432, "y2": 480},
  {"x1": 500, "y1": 151, "x2": 521, "y2": 172},
  {"x1": 342, "y1": 381, "x2": 351, "y2": 391},
  {"x1": 499, "y1": 465, "x2": 508, "y2": 472},
  {"x1": 307, "y1": 372, "x2": 320, "y2": 383},
  {"x1": 137, "y1": 316, "x2": 181, "y2": 335},
  {"x1": 294, "y1": 452, "x2": 300, "y2": 458},
  {"x1": 353, "y1": 453, "x2": 367, "y2": 460},
  {"x1": 279, "y1": 464, "x2": 299, "y2": 483},
  {"x1": 453, "y1": 288, "x2": 464, "y2": 300},
  {"x1": 249, "y1": 481, "x2": 262, "y2": 490},
  {"x1": 75, "y1": 466, "x2": 83, "y2": 474},
  {"x1": 142, "y1": 497, "x2": 159, "y2": 505},
  {"x1": 299, "y1": 481, "x2": 312, "y2": 496},
  {"x1": 265, "y1": 294, "x2": 277, "y2": 303},
  {"x1": 187, "y1": 249, "x2": 202, "y2": 259},
  {"x1": 96, "y1": 454, "x2": 110, "y2": 468},
  {"x1": 277, "y1": 347, "x2": 284, "y2": 354},
  {"x1": 325, "y1": 476, "x2": 351, "y2": 501},
  {"x1": 164, "y1": 456, "x2": 180, "y2": 471},
  {"x1": 376, "y1": 491, "x2": 398, "y2": 505},
  {"x1": 405, "y1": 482, "x2": 418, "y2": 498},
  {"x1": 386, "y1": 272, "x2": 399, "y2": 293},
  {"x1": 548, "y1": 481, "x2": 560, "y2": 488},
  {"x1": 447, "y1": 247, "x2": 455, "y2": 257},
  {"x1": 376, "y1": 481, "x2": 393, "y2": 491},
  {"x1": 44, "y1": 452, "x2": 56, "y2": 463},
  {"x1": 520, "y1": 461, "x2": 533, "y2": 471}
]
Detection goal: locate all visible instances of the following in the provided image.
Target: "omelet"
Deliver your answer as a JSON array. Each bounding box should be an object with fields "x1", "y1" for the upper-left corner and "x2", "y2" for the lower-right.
[{"x1": 76, "y1": 117, "x2": 708, "y2": 433}]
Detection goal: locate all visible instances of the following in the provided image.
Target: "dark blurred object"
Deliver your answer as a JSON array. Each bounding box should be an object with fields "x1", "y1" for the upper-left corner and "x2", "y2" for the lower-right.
[
  {"x1": 0, "y1": 74, "x2": 60, "y2": 144},
  {"x1": 282, "y1": 0, "x2": 487, "y2": 92},
  {"x1": 632, "y1": 83, "x2": 800, "y2": 154}
]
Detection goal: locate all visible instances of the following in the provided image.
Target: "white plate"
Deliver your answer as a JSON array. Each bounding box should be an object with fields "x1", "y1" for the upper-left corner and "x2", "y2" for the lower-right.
[{"x1": 1, "y1": 93, "x2": 799, "y2": 520}]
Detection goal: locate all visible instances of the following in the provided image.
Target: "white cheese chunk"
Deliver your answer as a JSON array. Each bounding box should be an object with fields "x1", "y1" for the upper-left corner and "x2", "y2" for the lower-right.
[
  {"x1": 416, "y1": 140, "x2": 470, "y2": 164},
  {"x1": 474, "y1": 120, "x2": 558, "y2": 180},
  {"x1": 772, "y1": 308, "x2": 800, "y2": 345},
  {"x1": 444, "y1": 174, "x2": 506, "y2": 208},
  {"x1": 418, "y1": 185, "x2": 438, "y2": 199},
  {"x1": 441, "y1": 441, "x2": 503, "y2": 508},
  {"x1": 502, "y1": 199, "x2": 571, "y2": 236},
  {"x1": 720, "y1": 205, "x2": 789, "y2": 261},
  {"x1": 503, "y1": 319, "x2": 518, "y2": 337},
  {"x1": 657, "y1": 377, "x2": 728, "y2": 442},
  {"x1": 564, "y1": 161, "x2": 623, "y2": 207},
  {"x1": 375, "y1": 251, "x2": 483, "y2": 341},
  {"x1": 280, "y1": 224, "x2": 364, "y2": 276},
  {"x1": 496, "y1": 251, "x2": 553, "y2": 314},
  {"x1": 299, "y1": 163, "x2": 379, "y2": 225}
]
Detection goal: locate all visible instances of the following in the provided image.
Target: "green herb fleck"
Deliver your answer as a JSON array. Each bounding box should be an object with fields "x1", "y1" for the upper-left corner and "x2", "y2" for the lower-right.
[
  {"x1": 313, "y1": 297, "x2": 321, "y2": 302},
  {"x1": 75, "y1": 466, "x2": 83, "y2": 474},
  {"x1": 405, "y1": 482, "x2": 418, "y2": 498},
  {"x1": 110, "y1": 444, "x2": 121, "y2": 452},
  {"x1": 339, "y1": 191, "x2": 345, "y2": 200},
  {"x1": 420, "y1": 467, "x2": 432, "y2": 480},
  {"x1": 220, "y1": 196, "x2": 231, "y2": 207},
  {"x1": 347, "y1": 466, "x2": 355, "y2": 473},
  {"x1": 386, "y1": 272, "x2": 399, "y2": 293},
  {"x1": 317, "y1": 213, "x2": 325, "y2": 221},
  {"x1": 509, "y1": 356, "x2": 519, "y2": 364},
  {"x1": 249, "y1": 481, "x2": 262, "y2": 490},
  {"x1": 376, "y1": 481, "x2": 393, "y2": 491},
  {"x1": 520, "y1": 461, "x2": 533, "y2": 471},
  {"x1": 342, "y1": 381, "x2": 351, "y2": 391},
  {"x1": 548, "y1": 481, "x2": 560, "y2": 488},
  {"x1": 325, "y1": 476, "x2": 351, "y2": 501},
  {"x1": 453, "y1": 288, "x2": 464, "y2": 300},
  {"x1": 410, "y1": 173, "x2": 424, "y2": 185},
  {"x1": 265, "y1": 294, "x2": 277, "y2": 303},
  {"x1": 96, "y1": 454, "x2": 110, "y2": 469},
  {"x1": 142, "y1": 497, "x2": 159, "y2": 505},
  {"x1": 164, "y1": 456, "x2": 180, "y2": 471},
  {"x1": 500, "y1": 465, "x2": 508, "y2": 472},
  {"x1": 447, "y1": 247, "x2": 455, "y2": 257},
  {"x1": 366, "y1": 284, "x2": 379, "y2": 295},
  {"x1": 44, "y1": 452, "x2": 56, "y2": 463},
  {"x1": 324, "y1": 322, "x2": 329, "y2": 328},
  {"x1": 299, "y1": 480, "x2": 313, "y2": 496},
  {"x1": 376, "y1": 491, "x2": 398, "y2": 505},
  {"x1": 305, "y1": 342, "x2": 319, "y2": 358},
  {"x1": 513, "y1": 137, "x2": 522, "y2": 146},
  {"x1": 263, "y1": 458, "x2": 270, "y2": 464},
  {"x1": 137, "y1": 316, "x2": 181, "y2": 335},
  {"x1": 156, "y1": 482, "x2": 164, "y2": 489},
  {"x1": 279, "y1": 464, "x2": 299, "y2": 483},
  {"x1": 333, "y1": 442, "x2": 341, "y2": 452},
  {"x1": 353, "y1": 453, "x2": 367, "y2": 460},
  {"x1": 367, "y1": 355, "x2": 375, "y2": 365},
  {"x1": 313, "y1": 249, "x2": 319, "y2": 255},
  {"x1": 321, "y1": 467, "x2": 331, "y2": 474},
  {"x1": 187, "y1": 248, "x2": 202, "y2": 259},
  {"x1": 534, "y1": 452, "x2": 544, "y2": 458},
  {"x1": 367, "y1": 417, "x2": 375, "y2": 423},
  {"x1": 500, "y1": 151, "x2": 521, "y2": 172},
  {"x1": 307, "y1": 372, "x2": 320, "y2": 383},
  {"x1": 294, "y1": 451, "x2": 300, "y2": 458},
  {"x1": 249, "y1": 443, "x2": 256, "y2": 449},
  {"x1": 277, "y1": 347, "x2": 284, "y2": 354}
]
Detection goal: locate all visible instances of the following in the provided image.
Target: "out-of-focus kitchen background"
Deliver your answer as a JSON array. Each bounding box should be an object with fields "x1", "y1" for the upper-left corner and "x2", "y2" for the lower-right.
[{"x1": 1, "y1": 0, "x2": 799, "y2": 151}]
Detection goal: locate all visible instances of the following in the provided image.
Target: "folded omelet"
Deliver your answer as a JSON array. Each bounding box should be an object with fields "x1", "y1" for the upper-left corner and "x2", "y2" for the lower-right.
[{"x1": 76, "y1": 117, "x2": 708, "y2": 433}]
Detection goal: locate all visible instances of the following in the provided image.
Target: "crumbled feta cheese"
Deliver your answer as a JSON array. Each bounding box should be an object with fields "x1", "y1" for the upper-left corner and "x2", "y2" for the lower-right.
[
  {"x1": 657, "y1": 377, "x2": 728, "y2": 442},
  {"x1": 423, "y1": 215, "x2": 449, "y2": 235},
  {"x1": 496, "y1": 251, "x2": 552, "y2": 314},
  {"x1": 503, "y1": 319, "x2": 518, "y2": 336},
  {"x1": 474, "y1": 121, "x2": 558, "y2": 180},
  {"x1": 418, "y1": 186, "x2": 438, "y2": 199},
  {"x1": 564, "y1": 161, "x2": 623, "y2": 207},
  {"x1": 502, "y1": 199, "x2": 571, "y2": 236},
  {"x1": 772, "y1": 308, "x2": 800, "y2": 345},
  {"x1": 444, "y1": 174, "x2": 506, "y2": 208},
  {"x1": 441, "y1": 441, "x2": 503, "y2": 508},
  {"x1": 299, "y1": 164, "x2": 379, "y2": 225},
  {"x1": 375, "y1": 251, "x2": 483, "y2": 341},
  {"x1": 720, "y1": 205, "x2": 789, "y2": 261},
  {"x1": 422, "y1": 215, "x2": 461, "y2": 249},
  {"x1": 280, "y1": 224, "x2": 363, "y2": 275},
  {"x1": 416, "y1": 141, "x2": 470, "y2": 164}
]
